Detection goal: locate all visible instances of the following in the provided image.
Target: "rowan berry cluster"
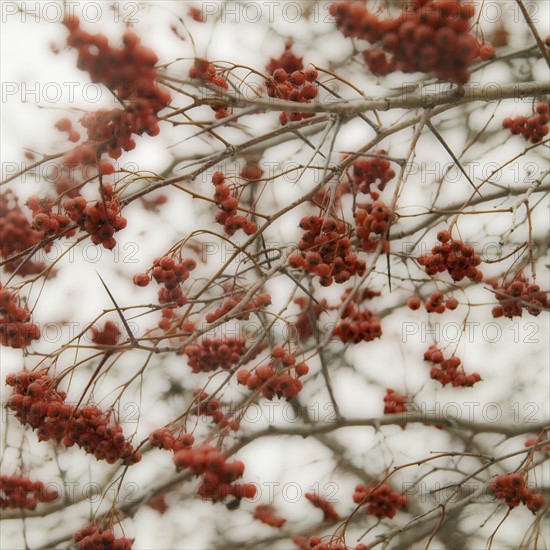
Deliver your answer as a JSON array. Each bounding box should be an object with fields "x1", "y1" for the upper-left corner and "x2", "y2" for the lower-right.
[
  {"x1": 181, "y1": 337, "x2": 261, "y2": 373},
  {"x1": 0, "y1": 285, "x2": 40, "y2": 348},
  {"x1": 353, "y1": 483, "x2": 407, "y2": 519},
  {"x1": 383, "y1": 388, "x2": 406, "y2": 414},
  {"x1": 355, "y1": 200, "x2": 392, "y2": 252},
  {"x1": 265, "y1": 40, "x2": 304, "y2": 75},
  {"x1": 342, "y1": 152, "x2": 396, "y2": 199},
  {"x1": 292, "y1": 296, "x2": 331, "y2": 341},
  {"x1": 6, "y1": 370, "x2": 142, "y2": 465},
  {"x1": 134, "y1": 256, "x2": 196, "y2": 307},
  {"x1": 65, "y1": 17, "x2": 164, "y2": 102},
  {"x1": 253, "y1": 504, "x2": 287, "y2": 528},
  {"x1": 189, "y1": 58, "x2": 229, "y2": 90},
  {"x1": 27, "y1": 195, "x2": 72, "y2": 237},
  {"x1": 55, "y1": 117, "x2": 80, "y2": 143},
  {"x1": 503, "y1": 103, "x2": 549, "y2": 143},
  {"x1": 211, "y1": 171, "x2": 258, "y2": 235},
  {"x1": 65, "y1": 17, "x2": 170, "y2": 137},
  {"x1": 148, "y1": 428, "x2": 194, "y2": 451},
  {"x1": 191, "y1": 390, "x2": 240, "y2": 431},
  {"x1": 265, "y1": 67, "x2": 319, "y2": 126},
  {"x1": 292, "y1": 535, "x2": 368, "y2": 550},
  {"x1": 424, "y1": 345, "x2": 481, "y2": 387},
  {"x1": 236, "y1": 346, "x2": 308, "y2": 400},
  {"x1": 79, "y1": 110, "x2": 136, "y2": 160},
  {"x1": 188, "y1": 58, "x2": 230, "y2": 119},
  {"x1": 289, "y1": 216, "x2": 366, "y2": 286},
  {"x1": 419, "y1": 230, "x2": 483, "y2": 282},
  {"x1": 73, "y1": 524, "x2": 133, "y2": 550},
  {"x1": 489, "y1": 275, "x2": 549, "y2": 318},
  {"x1": 305, "y1": 492, "x2": 340, "y2": 521},
  {"x1": 173, "y1": 445, "x2": 256, "y2": 502},
  {"x1": 90, "y1": 321, "x2": 121, "y2": 346},
  {"x1": 64, "y1": 17, "x2": 169, "y2": 157},
  {"x1": 0, "y1": 191, "x2": 46, "y2": 275},
  {"x1": 492, "y1": 473, "x2": 545, "y2": 513},
  {"x1": 64, "y1": 185, "x2": 127, "y2": 250},
  {"x1": 330, "y1": 0, "x2": 493, "y2": 84},
  {"x1": 146, "y1": 494, "x2": 169, "y2": 514},
  {"x1": 424, "y1": 290, "x2": 459, "y2": 313},
  {"x1": 205, "y1": 292, "x2": 271, "y2": 323},
  {"x1": 0, "y1": 475, "x2": 58, "y2": 509},
  {"x1": 333, "y1": 302, "x2": 382, "y2": 344}
]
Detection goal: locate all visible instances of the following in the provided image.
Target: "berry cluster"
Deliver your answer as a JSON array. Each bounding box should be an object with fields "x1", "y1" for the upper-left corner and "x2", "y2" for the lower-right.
[
  {"x1": 292, "y1": 536, "x2": 368, "y2": 550},
  {"x1": 205, "y1": 292, "x2": 271, "y2": 323},
  {"x1": 355, "y1": 200, "x2": 392, "y2": 252},
  {"x1": 253, "y1": 504, "x2": 287, "y2": 528},
  {"x1": 489, "y1": 274, "x2": 549, "y2": 319},
  {"x1": 418, "y1": 230, "x2": 483, "y2": 282},
  {"x1": 265, "y1": 67, "x2": 319, "y2": 126},
  {"x1": 148, "y1": 428, "x2": 195, "y2": 451},
  {"x1": 73, "y1": 524, "x2": 133, "y2": 550},
  {"x1": 191, "y1": 390, "x2": 240, "y2": 431},
  {"x1": 424, "y1": 290, "x2": 459, "y2": 313},
  {"x1": 383, "y1": 388, "x2": 406, "y2": 414},
  {"x1": 292, "y1": 296, "x2": 331, "y2": 341},
  {"x1": 353, "y1": 483, "x2": 407, "y2": 519},
  {"x1": 55, "y1": 117, "x2": 80, "y2": 143},
  {"x1": 333, "y1": 302, "x2": 382, "y2": 344},
  {"x1": 265, "y1": 40, "x2": 304, "y2": 75},
  {"x1": 90, "y1": 321, "x2": 121, "y2": 346},
  {"x1": 188, "y1": 58, "x2": 230, "y2": 119},
  {"x1": 6, "y1": 370, "x2": 142, "y2": 465},
  {"x1": 289, "y1": 216, "x2": 366, "y2": 286},
  {"x1": 330, "y1": 0, "x2": 493, "y2": 84},
  {"x1": 236, "y1": 346, "x2": 308, "y2": 400},
  {"x1": 0, "y1": 285, "x2": 40, "y2": 348},
  {"x1": 424, "y1": 345, "x2": 481, "y2": 387},
  {"x1": 64, "y1": 185, "x2": 127, "y2": 250},
  {"x1": 65, "y1": 17, "x2": 165, "y2": 104},
  {"x1": 0, "y1": 191, "x2": 46, "y2": 275},
  {"x1": 147, "y1": 494, "x2": 169, "y2": 514},
  {"x1": 173, "y1": 445, "x2": 256, "y2": 502},
  {"x1": 79, "y1": 110, "x2": 134, "y2": 160},
  {"x1": 211, "y1": 171, "x2": 258, "y2": 235},
  {"x1": 0, "y1": 475, "x2": 58, "y2": 509},
  {"x1": 180, "y1": 337, "x2": 261, "y2": 373},
  {"x1": 64, "y1": 17, "x2": 169, "y2": 158},
  {"x1": 189, "y1": 58, "x2": 229, "y2": 90},
  {"x1": 492, "y1": 473, "x2": 545, "y2": 513},
  {"x1": 27, "y1": 195, "x2": 73, "y2": 238},
  {"x1": 134, "y1": 256, "x2": 196, "y2": 307},
  {"x1": 503, "y1": 103, "x2": 549, "y2": 144},
  {"x1": 342, "y1": 151, "x2": 396, "y2": 199},
  {"x1": 305, "y1": 492, "x2": 340, "y2": 521}
]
